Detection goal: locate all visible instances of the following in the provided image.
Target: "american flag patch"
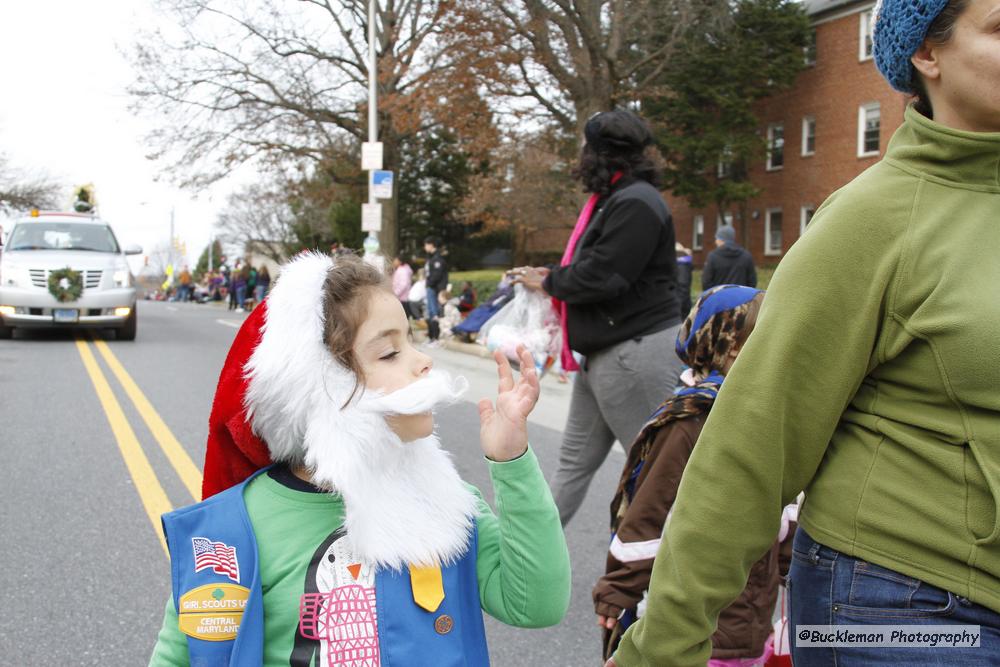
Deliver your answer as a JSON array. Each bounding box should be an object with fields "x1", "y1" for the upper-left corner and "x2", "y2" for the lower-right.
[{"x1": 192, "y1": 537, "x2": 240, "y2": 583}]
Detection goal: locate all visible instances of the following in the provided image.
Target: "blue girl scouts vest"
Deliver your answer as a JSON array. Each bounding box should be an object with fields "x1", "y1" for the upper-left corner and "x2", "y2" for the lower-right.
[{"x1": 161, "y1": 468, "x2": 490, "y2": 666}]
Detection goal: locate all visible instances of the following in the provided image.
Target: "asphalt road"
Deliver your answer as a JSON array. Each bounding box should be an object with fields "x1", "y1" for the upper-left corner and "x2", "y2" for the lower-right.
[{"x1": 0, "y1": 300, "x2": 628, "y2": 666}]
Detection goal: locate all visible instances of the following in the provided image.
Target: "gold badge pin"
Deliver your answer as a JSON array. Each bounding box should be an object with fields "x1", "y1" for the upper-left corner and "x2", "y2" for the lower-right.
[{"x1": 434, "y1": 614, "x2": 454, "y2": 635}]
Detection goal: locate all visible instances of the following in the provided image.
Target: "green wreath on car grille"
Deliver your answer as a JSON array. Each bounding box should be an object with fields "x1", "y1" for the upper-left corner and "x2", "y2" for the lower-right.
[{"x1": 48, "y1": 267, "x2": 84, "y2": 303}]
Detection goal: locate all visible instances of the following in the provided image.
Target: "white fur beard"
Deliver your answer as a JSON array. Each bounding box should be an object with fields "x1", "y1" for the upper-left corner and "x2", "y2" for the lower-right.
[{"x1": 303, "y1": 371, "x2": 479, "y2": 570}]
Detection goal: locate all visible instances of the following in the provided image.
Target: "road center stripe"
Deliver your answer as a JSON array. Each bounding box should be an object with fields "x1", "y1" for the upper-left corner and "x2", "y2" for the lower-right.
[
  {"x1": 75, "y1": 339, "x2": 172, "y2": 554},
  {"x1": 216, "y1": 319, "x2": 240, "y2": 329},
  {"x1": 92, "y1": 338, "x2": 203, "y2": 501}
]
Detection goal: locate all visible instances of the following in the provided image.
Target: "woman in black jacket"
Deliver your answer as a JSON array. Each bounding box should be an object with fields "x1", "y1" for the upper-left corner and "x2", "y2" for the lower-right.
[{"x1": 515, "y1": 110, "x2": 684, "y2": 525}]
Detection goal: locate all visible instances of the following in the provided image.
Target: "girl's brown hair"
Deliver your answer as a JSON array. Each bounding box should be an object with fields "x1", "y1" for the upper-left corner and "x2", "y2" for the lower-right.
[
  {"x1": 910, "y1": 0, "x2": 970, "y2": 118},
  {"x1": 320, "y1": 253, "x2": 391, "y2": 405}
]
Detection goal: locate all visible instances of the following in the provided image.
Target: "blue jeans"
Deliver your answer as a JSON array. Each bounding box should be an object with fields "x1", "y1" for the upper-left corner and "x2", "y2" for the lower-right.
[
  {"x1": 425, "y1": 289, "x2": 440, "y2": 319},
  {"x1": 788, "y1": 528, "x2": 1000, "y2": 665}
]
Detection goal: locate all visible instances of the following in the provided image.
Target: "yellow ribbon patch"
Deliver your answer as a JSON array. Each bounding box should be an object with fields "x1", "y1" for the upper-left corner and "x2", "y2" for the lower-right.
[{"x1": 408, "y1": 564, "x2": 445, "y2": 613}]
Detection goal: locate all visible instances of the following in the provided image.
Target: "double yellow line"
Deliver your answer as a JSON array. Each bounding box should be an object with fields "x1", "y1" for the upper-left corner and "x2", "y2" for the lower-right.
[{"x1": 75, "y1": 336, "x2": 202, "y2": 554}]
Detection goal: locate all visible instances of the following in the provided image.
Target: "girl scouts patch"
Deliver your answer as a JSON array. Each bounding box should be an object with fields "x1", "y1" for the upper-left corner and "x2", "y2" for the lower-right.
[
  {"x1": 178, "y1": 583, "x2": 250, "y2": 641},
  {"x1": 192, "y1": 536, "x2": 240, "y2": 582}
]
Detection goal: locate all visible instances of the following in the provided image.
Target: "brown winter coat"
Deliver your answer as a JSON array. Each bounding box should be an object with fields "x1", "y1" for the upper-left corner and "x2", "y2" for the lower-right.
[{"x1": 594, "y1": 416, "x2": 794, "y2": 661}]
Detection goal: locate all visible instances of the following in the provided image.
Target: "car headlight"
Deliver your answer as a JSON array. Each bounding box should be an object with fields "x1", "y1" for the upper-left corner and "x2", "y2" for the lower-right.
[{"x1": 113, "y1": 269, "x2": 131, "y2": 287}]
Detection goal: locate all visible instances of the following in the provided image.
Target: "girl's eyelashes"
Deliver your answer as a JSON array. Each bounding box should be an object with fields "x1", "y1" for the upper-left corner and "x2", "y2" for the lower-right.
[{"x1": 379, "y1": 350, "x2": 400, "y2": 361}]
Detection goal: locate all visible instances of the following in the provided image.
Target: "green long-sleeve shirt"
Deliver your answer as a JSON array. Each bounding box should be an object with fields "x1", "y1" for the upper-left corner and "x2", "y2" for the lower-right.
[
  {"x1": 149, "y1": 447, "x2": 570, "y2": 665},
  {"x1": 615, "y1": 107, "x2": 1000, "y2": 666}
]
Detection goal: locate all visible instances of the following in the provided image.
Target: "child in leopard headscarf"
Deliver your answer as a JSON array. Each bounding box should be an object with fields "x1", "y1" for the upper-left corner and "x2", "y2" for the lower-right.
[{"x1": 594, "y1": 285, "x2": 796, "y2": 666}]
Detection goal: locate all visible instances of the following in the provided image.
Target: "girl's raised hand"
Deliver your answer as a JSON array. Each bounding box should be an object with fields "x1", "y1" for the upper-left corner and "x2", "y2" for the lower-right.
[{"x1": 477, "y1": 345, "x2": 540, "y2": 462}]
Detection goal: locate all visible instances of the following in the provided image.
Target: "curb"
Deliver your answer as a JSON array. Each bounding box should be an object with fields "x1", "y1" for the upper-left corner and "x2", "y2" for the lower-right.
[{"x1": 411, "y1": 327, "x2": 493, "y2": 359}]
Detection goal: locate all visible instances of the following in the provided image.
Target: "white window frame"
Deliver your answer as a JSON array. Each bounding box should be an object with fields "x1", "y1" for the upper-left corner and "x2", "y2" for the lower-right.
[
  {"x1": 765, "y1": 208, "x2": 783, "y2": 257},
  {"x1": 858, "y1": 102, "x2": 881, "y2": 157},
  {"x1": 717, "y1": 212, "x2": 734, "y2": 229},
  {"x1": 766, "y1": 123, "x2": 784, "y2": 171},
  {"x1": 804, "y1": 29, "x2": 817, "y2": 66},
  {"x1": 859, "y1": 9, "x2": 874, "y2": 61},
  {"x1": 801, "y1": 116, "x2": 816, "y2": 156},
  {"x1": 693, "y1": 214, "x2": 705, "y2": 251},
  {"x1": 800, "y1": 205, "x2": 816, "y2": 236}
]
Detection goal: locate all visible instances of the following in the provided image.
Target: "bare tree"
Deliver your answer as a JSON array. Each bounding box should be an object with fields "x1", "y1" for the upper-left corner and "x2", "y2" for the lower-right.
[
  {"x1": 448, "y1": 0, "x2": 730, "y2": 138},
  {"x1": 0, "y1": 153, "x2": 62, "y2": 214},
  {"x1": 129, "y1": 0, "x2": 498, "y2": 258},
  {"x1": 215, "y1": 184, "x2": 298, "y2": 263}
]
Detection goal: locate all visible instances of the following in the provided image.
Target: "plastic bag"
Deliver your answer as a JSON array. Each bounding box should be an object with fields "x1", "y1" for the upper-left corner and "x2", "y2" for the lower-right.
[{"x1": 479, "y1": 284, "x2": 560, "y2": 376}]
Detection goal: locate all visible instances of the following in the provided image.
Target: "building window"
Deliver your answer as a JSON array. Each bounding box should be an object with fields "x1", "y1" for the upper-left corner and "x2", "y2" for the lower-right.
[
  {"x1": 765, "y1": 209, "x2": 783, "y2": 256},
  {"x1": 801, "y1": 205, "x2": 816, "y2": 235},
  {"x1": 859, "y1": 10, "x2": 874, "y2": 61},
  {"x1": 804, "y1": 29, "x2": 818, "y2": 66},
  {"x1": 693, "y1": 215, "x2": 705, "y2": 250},
  {"x1": 717, "y1": 212, "x2": 734, "y2": 230},
  {"x1": 802, "y1": 116, "x2": 816, "y2": 156},
  {"x1": 767, "y1": 123, "x2": 784, "y2": 170},
  {"x1": 858, "y1": 102, "x2": 881, "y2": 156},
  {"x1": 717, "y1": 145, "x2": 733, "y2": 179}
]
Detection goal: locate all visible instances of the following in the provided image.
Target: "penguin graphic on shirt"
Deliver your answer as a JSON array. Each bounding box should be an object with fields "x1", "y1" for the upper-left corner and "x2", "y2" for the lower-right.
[{"x1": 290, "y1": 528, "x2": 380, "y2": 667}]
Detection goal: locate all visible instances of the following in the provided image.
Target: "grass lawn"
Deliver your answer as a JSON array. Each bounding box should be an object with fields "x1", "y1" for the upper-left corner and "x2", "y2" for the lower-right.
[{"x1": 452, "y1": 264, "x2": 777, "y2": 306}]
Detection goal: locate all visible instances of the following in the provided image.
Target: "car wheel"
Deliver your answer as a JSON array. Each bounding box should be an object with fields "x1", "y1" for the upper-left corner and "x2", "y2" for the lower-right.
[
  {"x1": 117, "y1": 308, "x2": 137, "y2": 341},
  {"x1": 0, "y1": 323, "x2": 12, "y2": 339}
]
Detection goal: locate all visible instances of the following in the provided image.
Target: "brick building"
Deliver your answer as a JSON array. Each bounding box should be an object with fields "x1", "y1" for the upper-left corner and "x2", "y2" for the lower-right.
[{"x1": 671, "y1": 0, "x2": 911, "y2": 266}]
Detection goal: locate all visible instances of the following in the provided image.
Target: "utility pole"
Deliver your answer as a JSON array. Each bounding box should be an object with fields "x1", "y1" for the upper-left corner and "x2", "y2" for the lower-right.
[
  {"x1": 362, "y1": 0, "x2": 383, "y2": 264},
  {"x1": 169, "y1": 206, "x2": 176, "y2": 271}
]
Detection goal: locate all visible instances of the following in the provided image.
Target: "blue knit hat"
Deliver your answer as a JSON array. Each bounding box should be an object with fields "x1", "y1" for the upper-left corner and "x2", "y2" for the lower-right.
[{"x1": 873, "y1": 0, "x2": 951, "y2": 93}]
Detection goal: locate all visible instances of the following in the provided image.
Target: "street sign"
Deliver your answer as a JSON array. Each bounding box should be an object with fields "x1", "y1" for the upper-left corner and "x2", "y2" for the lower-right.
[
  {"x1": 362, "y1": 203, "x2": 382, "y2": 232},
  {"x1": 371, "y1": 170, "x2": 394, "y2": 199},
  {"x1": 361, "y1": 142, "x2": 383, "y2": 171}
]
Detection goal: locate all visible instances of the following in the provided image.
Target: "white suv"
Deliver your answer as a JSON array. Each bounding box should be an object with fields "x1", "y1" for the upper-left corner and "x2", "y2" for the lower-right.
[{"x1": 0, "y1": 211, "x2": 141, "y2": 339}]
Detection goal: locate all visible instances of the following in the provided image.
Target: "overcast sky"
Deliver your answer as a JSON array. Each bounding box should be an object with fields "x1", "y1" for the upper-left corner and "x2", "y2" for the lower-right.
[{"x1": 0, "y1": 1, "x2": 234, "y2": 272}]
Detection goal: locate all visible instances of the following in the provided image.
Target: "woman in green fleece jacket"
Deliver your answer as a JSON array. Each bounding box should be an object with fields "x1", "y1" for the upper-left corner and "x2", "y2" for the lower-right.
[{"x1": 611, "y1": 1, "x2": 1000, "y2": 665}]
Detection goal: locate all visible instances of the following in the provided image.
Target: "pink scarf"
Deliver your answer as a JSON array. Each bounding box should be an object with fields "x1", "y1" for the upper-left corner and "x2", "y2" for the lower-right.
[{"x1": 553, "y1": 172, "x2": 622, "y2": 372}]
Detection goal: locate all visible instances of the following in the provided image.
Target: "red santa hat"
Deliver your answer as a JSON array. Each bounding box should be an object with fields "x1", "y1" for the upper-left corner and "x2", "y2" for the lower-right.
[{"x1": 203, "y1": 300, "x2": 272, "y2": 498}]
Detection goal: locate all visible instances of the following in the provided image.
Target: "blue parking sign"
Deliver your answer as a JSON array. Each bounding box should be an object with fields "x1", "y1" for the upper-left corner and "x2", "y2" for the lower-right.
[{"x1": 372, "y1": 170, "x2": 394, "y2": 199}]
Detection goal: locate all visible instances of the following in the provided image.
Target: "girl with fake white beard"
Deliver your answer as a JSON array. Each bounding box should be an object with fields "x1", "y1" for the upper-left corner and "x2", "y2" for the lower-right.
[{"x1": 149, "y1": 252, "x2": 571, "y2": 667}]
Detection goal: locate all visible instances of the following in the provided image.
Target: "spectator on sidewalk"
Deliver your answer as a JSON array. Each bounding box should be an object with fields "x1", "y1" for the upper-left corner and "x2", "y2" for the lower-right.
[
  {"x1": 424, "y1": 237, "x2": 448, "y2": 345},
  {"x1": 610, "y1": 2, "x2": 1000, "y2": 665},
  {"x1": 177, "y1": 266, "x2": 193, "y2": 302},
  {"x1": 513, "y1": 109, "x2": 684, "y2": 526},
  {"x1": 701, "y1": 226, "x2": 756, "y2": 291},
  {"x1": 391, "y1": 255, "x2": 414, "y2": 316},
  {"x1": 674, "y1": 242, "x2": 694, "y2": 319},
  {"x1": 254, "y1": 266, "x2": 271, "y2": 303},
  {"x1": 408, "y1": 269, "x2": 426, "y2": 320},
  {"x1": 329, "y1": 238, "x2": 350, "y2": 256},
  {"x1": 458, "y1": 281, "x2": 477, "y2": 316},
  {"x1": 233, "y1": 264, "x2": 249, "y2": 313}
]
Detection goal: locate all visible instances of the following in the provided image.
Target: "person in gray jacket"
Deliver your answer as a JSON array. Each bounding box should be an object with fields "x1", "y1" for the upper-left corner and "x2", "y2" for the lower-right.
[{"x1": 701, "y1": 225, "x2": 757, "y2": 291}]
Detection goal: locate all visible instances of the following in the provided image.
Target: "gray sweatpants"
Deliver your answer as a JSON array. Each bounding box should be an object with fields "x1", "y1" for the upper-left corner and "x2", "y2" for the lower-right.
[{"x1": 551, "y1": 324, "x2": 684, "y2": 526}]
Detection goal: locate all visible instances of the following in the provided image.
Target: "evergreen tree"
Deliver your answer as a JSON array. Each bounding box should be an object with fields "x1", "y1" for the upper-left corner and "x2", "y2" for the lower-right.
[
  {"x1": 398, "y1": 128, "x2": 507, "y2": 268},
  {"x1": 194, "y1": 239, "x2": 223, "y2": 279},
  {"x1": 645, "y1": 0, "x2": 811, "y2": 245}
]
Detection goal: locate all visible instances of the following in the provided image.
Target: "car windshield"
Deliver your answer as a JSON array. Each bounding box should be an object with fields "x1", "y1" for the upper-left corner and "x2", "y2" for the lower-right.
[{"x1": 6, "y1": 222, "x2": 120, "y2": 253}]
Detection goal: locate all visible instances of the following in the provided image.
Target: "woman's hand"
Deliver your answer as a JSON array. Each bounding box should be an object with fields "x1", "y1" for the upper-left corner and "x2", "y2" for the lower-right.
[
  {"x1": 509, "y1": 266, "x2": 551, "y2": 294},
  {"x1": 597, "y1": 614, "x2": 617, "y2": 630},
  {"x1": 478, "y1": 345, "x2": 540, "y2": 462}
]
